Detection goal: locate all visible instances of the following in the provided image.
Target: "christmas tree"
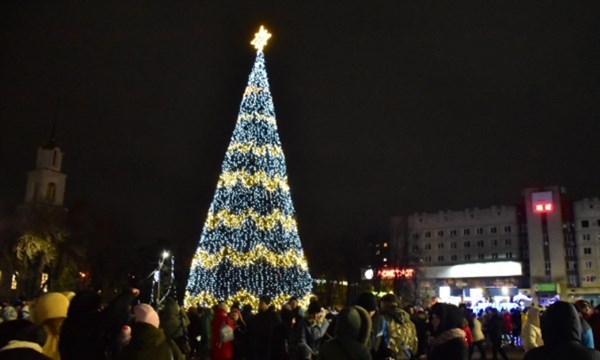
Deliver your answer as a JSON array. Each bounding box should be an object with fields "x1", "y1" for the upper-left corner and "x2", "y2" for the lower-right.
[{"x1": 185, "y1": 26, "x2": 313, "y2": 308}]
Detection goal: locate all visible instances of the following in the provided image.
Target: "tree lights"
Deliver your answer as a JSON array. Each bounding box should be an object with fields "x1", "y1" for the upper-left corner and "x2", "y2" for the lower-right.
[{"x1": 185, "y1": 26, "x2": 312, "y2": 308}]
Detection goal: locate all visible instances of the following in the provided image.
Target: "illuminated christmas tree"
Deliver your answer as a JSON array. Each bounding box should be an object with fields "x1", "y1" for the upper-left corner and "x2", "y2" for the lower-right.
[{"x1": 185, "y1": 26, "x2": 312, "y2": 308}]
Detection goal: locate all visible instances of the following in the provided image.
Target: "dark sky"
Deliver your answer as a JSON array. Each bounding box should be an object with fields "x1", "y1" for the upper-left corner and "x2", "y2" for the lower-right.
[{"x1": 2, "y1": 2, "x2": 600, "y2": 274}]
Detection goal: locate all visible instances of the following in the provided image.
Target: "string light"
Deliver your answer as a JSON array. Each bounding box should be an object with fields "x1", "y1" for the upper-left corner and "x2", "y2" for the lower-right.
[
  {"x1": 191, "y1": 244, "x2": 309, "y2": 269},
  {"x1": 185, "y1": 27, "x2": 312, "y2": 308}
]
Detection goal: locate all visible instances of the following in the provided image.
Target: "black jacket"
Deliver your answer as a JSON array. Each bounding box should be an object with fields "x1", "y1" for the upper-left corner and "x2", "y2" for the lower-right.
[{"x1": 524, "y1": 301, "x2": 600, "y2": 360}]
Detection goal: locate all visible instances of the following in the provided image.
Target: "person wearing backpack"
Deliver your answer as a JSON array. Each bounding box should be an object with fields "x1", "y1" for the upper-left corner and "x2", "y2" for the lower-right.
[
  {"x1": 211, "y1": 303, "x2": 236, "y2": 360},
  {"x1": 379, "y1": 294, "x2": 418, "y2": 360}
]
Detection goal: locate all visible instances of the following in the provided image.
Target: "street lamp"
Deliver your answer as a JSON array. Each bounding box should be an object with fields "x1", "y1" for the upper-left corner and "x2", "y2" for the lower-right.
[{"x1": 155, "y1": 250, "x2": 171, "y2": 307}]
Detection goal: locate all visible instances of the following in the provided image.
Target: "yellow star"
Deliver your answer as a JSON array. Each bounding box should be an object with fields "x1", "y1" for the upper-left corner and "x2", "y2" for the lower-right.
[{"x1": 251, "y1": 25, "x2": 272, "y2": 52}]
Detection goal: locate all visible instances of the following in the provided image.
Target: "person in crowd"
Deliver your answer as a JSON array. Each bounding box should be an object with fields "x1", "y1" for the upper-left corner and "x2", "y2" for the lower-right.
[
  {"x1": 1, "y1": 301, "x2": 18, "y2": 323},
  {"x1": 246, "y1": 295, "x2": 281, "y2": 360},
  {"x1": 379, "y1": 294, "x2": 418, "y2": 359},
  {"x1": 409, "y1": 307, "x2": 429, "y2": 358},
  {"x1": 502, "y1": 310, "x2": 513, "y2": 346},
  {"x1": 356, "y1": 292, "x2": 389, "y2": 359},
  {"x1": 241, "y1": 304, "x2": 254, "y2": 325},
  {"x1": 159, "y1": 297, "x2": 191, "y2": 356},
  {"x1": 485, "y1": 307, "x2": 508, "y2": 360},
  {"x1": 229, "y1": 308, "x2": 248, "y2": 360},
  {"x1": 298, "y1": 301, "x2": 330, "y2": 359},
  {"x1": 198, "y1": 306, "x2": 213, "y2": 360},
  {"x1": 58, "y1": 290, "x2": 105, "y2": 360},
  {"x1": 118, "y1": 303, "x2": 184, "y2": 360},
  {"x1": 320, "y1": 305, "x2": 373, "y2": 360},
  {"x1": 510, "y1": 308, "x2": 522, "y2": 347},
  {"x1": 272, "y1": 304, "x2": 296, "y2": 360},
  {"x1": 186, "y1": 305, "x2": 202, "y2": 359},
  {"x1": 102, "y1": 288, "x2": 139, "y2": 359},
  {"x1": 575, "y1": 300, "x2": 596, "y2": 349},
  {"x1": 521, "y1": 305, "x2": 543, "y2": 352},
  {"x1": 427, "y1": 302, "x2": 467, "y2": 360},
  {"x1": 468, "y1": 311, "x2": 486, "y2": 360},
  {"x1": 211, "y1": 303, "x2": 235, "y2": 360},
  {"x1": 524, "y1": 301, "x2": 600, "y2": 360},
  {"x1": 32, "y1": 292, "x2": 70, "y2": 360},
  {"x1": 0, "y1": 319, "x2": 49, "y2": 359},
  {"x1": 287, "y1": 296, "x2": 304, "y2": 318}
]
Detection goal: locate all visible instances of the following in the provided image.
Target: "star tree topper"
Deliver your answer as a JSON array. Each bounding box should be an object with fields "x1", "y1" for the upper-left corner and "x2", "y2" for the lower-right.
[{"x1": 251, "y1": 25, "x2": 272, "y2": 52}]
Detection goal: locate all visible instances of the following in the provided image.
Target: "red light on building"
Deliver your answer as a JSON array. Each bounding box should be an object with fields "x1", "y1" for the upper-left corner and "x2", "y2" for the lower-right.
[
  {"x1": 533, "y1": 202, "x2": 554, "y2": 213},
  {"x1": 377, "y1": 268, "x2": 414, "y2": 279},
  {"x1": 532, "y1": 191, "x2": 554, "y2": 214}
]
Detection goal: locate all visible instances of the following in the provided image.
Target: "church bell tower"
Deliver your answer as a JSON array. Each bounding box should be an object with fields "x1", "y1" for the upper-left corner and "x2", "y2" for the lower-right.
[{"x1": 24, "y1": 137, "x2": 67, "y2": 206}]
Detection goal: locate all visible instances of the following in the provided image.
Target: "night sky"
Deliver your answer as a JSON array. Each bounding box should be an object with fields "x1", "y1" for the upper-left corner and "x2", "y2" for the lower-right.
[{"x1": 2, "y1": 2, "x2": 600, "y2": 275}]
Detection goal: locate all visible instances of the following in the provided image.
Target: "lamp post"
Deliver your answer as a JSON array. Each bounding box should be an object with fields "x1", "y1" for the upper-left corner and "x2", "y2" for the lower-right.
[{"x1": 155, "y1": 250, "x2": 170, "y2": 306}]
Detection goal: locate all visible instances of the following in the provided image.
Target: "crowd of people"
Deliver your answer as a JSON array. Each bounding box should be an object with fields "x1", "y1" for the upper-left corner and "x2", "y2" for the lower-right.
[{"x1": 2, "y1": 289, "x2": 600, "y2": 360}]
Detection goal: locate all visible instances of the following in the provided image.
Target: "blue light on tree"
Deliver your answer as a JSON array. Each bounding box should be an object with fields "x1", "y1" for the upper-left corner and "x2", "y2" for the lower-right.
[{"x1": 185, "y1": 26, "x2": 313, "y2": 308}]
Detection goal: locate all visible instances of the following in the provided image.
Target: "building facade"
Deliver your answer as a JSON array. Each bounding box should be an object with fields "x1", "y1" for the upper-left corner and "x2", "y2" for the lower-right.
[{"x1": 385, "y1": 186, "x2": 600, "y2": 307}]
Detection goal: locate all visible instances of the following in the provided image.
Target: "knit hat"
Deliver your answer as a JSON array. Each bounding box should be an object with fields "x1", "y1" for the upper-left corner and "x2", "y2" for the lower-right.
[
  {"x1": 259, "y1": 295, "x2": 272, "y2": 306},
  {"x1": 33, "y1": 292, "x2": 70, "y2": 324},
  {"x1": 356, "y1": 292, "x2": 378, "y2": 312},
  {"x1": 134, "y1": 304, "x2": 160, "y2": 328}
]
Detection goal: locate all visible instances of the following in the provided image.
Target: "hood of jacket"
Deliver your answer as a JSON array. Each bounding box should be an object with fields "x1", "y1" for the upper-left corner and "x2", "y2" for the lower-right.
[
  {"x1": 129, "y1": 321, "x2": 168, "y2": 348},
  {"x1": 541, "y1": 301, "x2": 581, "y2": 345},
  {"x1": 336, "y1": 306, "x2": 372, "y2": 345},
  {"x1": 527, "y1": 306, "x2": 542, "y2": 327}
]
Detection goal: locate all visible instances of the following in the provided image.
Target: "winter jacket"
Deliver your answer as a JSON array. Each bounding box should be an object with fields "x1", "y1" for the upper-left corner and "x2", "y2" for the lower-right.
[
  {"x1": 247, "y1": 307, "x2": 281, "y2": 360},
  {"x1": 581, "y1": 317, "x2": 595, "y2": 349},
  {"x1": 524, "y1": 301, "x2": 600, "y2": 360},
  {"x1": 299, "y1": 315, "x2": 330, "y2": 358},
  {"x1": 118, "y1": 322, "x2": 184, "y2": 360},
  {"x1": 159, "y1": 298, "x2": 190, "y2": 355},
  {"x1": 320, "y1": 306, "x2": 372, "y2": 360},
  {"x1": 522, "y1": 306, "x2": 543, "y2": 352},
  {"x1": 0, "y1": 340, "x2": 51, "y2": 360},
  {"x1": 211, "y1": 308, "x2": 235, "y2": 360},
  {"x1": 58, "y1": 291, "x2": 105, "y2": 360},
  {"x1": 428, "y1": 303, "x2": 468, "y2": 360},
  {"x1": 381, "y1": 306, "x2": 418, "y2": 359},
  {"x1": 472, "y1": 318, "x2": 485, "y2": 342}
]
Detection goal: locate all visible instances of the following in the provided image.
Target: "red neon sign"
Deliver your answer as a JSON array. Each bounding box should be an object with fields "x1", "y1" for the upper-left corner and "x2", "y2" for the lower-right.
[{"x1": 377, "y1": 268, "x2": 415, "y2": 279}]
